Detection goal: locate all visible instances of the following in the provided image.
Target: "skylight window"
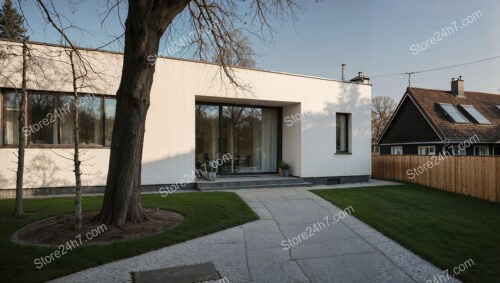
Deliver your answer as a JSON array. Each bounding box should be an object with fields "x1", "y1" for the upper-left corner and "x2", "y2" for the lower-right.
[
  {"x1": 438, "y1": 103, "x2": 469, "y2": 123},
  {"x1": 460, "y1": 105, "x2": 491, "y2": 124}
]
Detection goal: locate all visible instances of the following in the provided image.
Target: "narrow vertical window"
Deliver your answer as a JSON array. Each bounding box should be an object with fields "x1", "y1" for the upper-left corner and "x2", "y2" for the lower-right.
[
  {"x1": 336, "y1": 113, "x2": 350, "y2": 153},
  {"x1": 57, "y1": 95, "x2": 75, "y2": 144},
  {"x1": 104, "y1": 98, "x2": 116, "y2": 146},
  {"x1": 4, "y1": 91, "x2": 21, "y2": 145}
]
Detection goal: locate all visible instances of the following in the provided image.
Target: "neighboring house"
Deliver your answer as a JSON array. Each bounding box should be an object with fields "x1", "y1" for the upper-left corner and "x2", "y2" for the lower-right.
[
  {"x1": 0, "y1": 39, "x2": 372, "y2": 189},
  {"x1": 378, "y1": 77, "x2": 500, "y2": 156}
]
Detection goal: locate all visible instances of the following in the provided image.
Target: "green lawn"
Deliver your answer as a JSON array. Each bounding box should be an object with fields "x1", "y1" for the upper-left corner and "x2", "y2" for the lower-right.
[
  {"x1": 0, "y1": 192, "x2": 258, "y2": 283},
  {"x1": 312, "y1": 184, "x2": 500, "y2": 283}
]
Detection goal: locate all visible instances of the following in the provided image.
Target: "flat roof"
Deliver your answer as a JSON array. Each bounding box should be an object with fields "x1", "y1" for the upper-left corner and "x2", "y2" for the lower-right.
[{"x1": 0, "y1": 38, "x2": 371, "y2": 86}]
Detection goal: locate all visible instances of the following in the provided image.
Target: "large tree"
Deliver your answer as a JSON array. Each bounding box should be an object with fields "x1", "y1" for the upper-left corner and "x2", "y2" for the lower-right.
[
  {"x1": 213, "y1": 30, "x2": 256, "y2": 68},
  {"x1": 371, "y1": 96, "x2": 396, "y2": 143},
  {"x1": 0, "y1": 0, "x2": 26, "y2": 40},
  {"x1": 31, "y1": 0, "x2": 296, "y2": 228},
  {"x1": 97, "y1": 0, "x2": 296, "y2": 227}
]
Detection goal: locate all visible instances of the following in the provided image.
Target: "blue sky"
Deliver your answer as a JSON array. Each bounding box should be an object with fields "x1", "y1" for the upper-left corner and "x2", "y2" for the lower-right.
[{"x1": 12, "y1": 0, "x2": 500, "y2": 102}]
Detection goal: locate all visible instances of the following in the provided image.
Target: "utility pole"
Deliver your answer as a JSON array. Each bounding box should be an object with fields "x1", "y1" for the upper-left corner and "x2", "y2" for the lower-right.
[{"x1": 405, "y1": 72, "x2": 415, "y2": 87}]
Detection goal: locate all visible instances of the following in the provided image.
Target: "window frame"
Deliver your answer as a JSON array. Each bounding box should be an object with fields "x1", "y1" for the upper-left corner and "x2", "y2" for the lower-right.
[
  {"x1": 473, "y1": 146, "x2": 490, "y2": 156},
  {"x1": 418, "y1": 146, "x2": 436, "y2": 156},
  {"x1": 437, "y1": 103, "x2": 470, "y2": 124},
  {"x1": 1, "y1": 88, "x2": 115, "y2": 148},
  {"x1": 459, "y1": 104, "x2": 491, "y2": 125},
  {"x1": 451, "y1": 145, "x2": 466, "y2": 156},
  {"x1": 335, "y1": 113, "x2": 351, "y2": 154},
  {"x1": 391, "y1": 146, "x2": 403, "y2": 155},
  {"x1": 2, "y1": 90, "x2": 23, "y2": 146}
]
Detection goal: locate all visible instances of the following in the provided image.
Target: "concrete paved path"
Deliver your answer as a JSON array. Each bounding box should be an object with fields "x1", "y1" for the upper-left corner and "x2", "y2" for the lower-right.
[{"x1": 51, "y1": 181, "x2": 459, "y2": 283}]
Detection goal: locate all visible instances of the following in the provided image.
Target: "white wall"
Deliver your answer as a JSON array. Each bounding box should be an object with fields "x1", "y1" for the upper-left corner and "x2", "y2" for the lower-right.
[
  {"x1": 0, "y1": 40, "x2": 371, "y2": 189},
  {"x1": 282, "y1": 104, "x2": 302, "y2": 176}
]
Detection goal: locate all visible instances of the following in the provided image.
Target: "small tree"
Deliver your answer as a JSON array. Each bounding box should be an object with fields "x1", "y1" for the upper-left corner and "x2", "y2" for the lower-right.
[
  {"x1": 0, "y1": 0, "x2": 28, "y2": 218},
  {"x1": 13, "y1": 39, "x2": 27, "y2": 218},
  {"x1": 68, "y1": 50, "x2": 83, "y2": 230},
  {"x1": 0, "y1": 0, "x2": 26, "y2": 40}
]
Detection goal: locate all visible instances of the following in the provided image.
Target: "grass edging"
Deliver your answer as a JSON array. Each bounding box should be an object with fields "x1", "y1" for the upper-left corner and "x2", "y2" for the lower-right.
[
  {"x1": 0, "y1": 192, "x2": 258, "y2": 282},
  {"x1": 311, "y1": 184, "x2": 500, "y2": 282}
]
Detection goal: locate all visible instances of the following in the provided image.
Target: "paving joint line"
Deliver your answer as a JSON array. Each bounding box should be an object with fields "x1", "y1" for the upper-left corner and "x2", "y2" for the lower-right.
[{"x1": 257, "y1": 194, "x2": 312, "y2": 283}]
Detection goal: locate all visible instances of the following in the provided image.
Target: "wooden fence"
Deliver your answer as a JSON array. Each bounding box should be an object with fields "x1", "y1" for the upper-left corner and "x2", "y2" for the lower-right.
[{"x1": 372, "y1": 155, "x2": 500, "y2": 203}]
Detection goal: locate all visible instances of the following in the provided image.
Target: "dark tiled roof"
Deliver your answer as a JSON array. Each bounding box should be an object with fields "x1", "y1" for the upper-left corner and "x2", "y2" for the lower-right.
[{"x1": 407, "y1": 87, "x2": 500, "y2": 143}]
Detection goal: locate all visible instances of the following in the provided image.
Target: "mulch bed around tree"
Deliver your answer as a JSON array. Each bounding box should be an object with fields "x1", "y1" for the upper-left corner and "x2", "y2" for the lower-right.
[{"x1": 11, "y1": 208, "x2": 184, "y2": 247}]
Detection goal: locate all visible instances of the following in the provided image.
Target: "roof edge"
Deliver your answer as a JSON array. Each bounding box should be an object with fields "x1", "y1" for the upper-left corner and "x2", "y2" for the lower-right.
[{"x1": 0, "y1": 38, "x2": 369, "y2": 85}]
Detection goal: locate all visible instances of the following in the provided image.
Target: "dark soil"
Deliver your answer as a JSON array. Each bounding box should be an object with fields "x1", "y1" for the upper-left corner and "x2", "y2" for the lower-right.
[{"x1": 12, "y1": 208, "x2": 184, "y2": 247}]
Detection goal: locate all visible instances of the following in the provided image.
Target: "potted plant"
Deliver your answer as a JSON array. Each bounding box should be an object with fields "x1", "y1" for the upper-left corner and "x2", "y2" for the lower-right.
[
  {"x1": 282, "y1": 163, "x2": 291, "y2": 177},
  {"x1": 204, "y1": 162, "x2": 217, "y2": 181},
  {"x1": 278, "y1": 161, "x2": 291, "y2": 177}
]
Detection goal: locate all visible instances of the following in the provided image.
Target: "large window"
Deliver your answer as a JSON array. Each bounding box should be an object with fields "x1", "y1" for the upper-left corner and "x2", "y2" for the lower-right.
[
  {"x1": 78, "y1": 94, "x2": 102, "y2": 145},
  {"x1": 195, "y1": 104, "x2": 219, "y2": 170},
  {"x1": 195, "y1": 103, "x2": 279, "y2": 174},
  {"x1": 1, "y1": 90, "x2": 115, "y2": 147},
  {"x1": 29, "y1": 93, "x2": 57, "y2": 144},
  {"x1": 336, "y1": 113, "x2": 350, "y2": 153}
]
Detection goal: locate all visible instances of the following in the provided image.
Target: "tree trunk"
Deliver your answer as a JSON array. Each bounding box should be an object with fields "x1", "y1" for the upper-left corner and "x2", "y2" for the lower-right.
[
  {"x1": 14, "y1": 39, "x2": 28, "y2": 218},
  {"x1": 97, "y1": 1, "x2": 189, "y2": 228},
  {"x1": 69, "y1": 51, "x2": 83, "y2": 231}
]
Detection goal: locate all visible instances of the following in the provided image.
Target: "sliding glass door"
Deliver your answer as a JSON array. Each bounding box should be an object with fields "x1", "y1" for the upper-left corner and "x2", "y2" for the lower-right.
[
  {"x1": 195, "y1": 105, "x2": 220, "y2": 170},
  {"x1": 195, "y1": 103, "x2": 279, "y2": 174}
]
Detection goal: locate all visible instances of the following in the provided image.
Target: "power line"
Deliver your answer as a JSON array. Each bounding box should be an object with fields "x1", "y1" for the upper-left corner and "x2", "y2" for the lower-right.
[{"x1": 371, "y1": 55, "x2": 500, "y2": 79}]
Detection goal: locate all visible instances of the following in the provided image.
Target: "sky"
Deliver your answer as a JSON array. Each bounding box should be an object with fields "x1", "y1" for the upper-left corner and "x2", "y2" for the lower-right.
[{"x1": 10, "y1": 0, "x2": 500, "y2": 102}]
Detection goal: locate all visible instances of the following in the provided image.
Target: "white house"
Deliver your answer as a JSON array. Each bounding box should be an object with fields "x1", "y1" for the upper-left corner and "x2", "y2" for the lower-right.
[{"x1": 0, "y1": 39, "x2": 371, "y2": 194}]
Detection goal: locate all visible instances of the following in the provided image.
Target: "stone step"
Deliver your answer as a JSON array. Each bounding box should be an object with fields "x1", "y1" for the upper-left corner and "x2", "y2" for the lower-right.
[{"x1": 196, "y1": 177, "x2": 313, "y2": 191}]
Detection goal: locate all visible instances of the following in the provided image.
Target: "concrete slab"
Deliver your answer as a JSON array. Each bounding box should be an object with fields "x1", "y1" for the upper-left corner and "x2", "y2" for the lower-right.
[
  {"x1": 246, "y1": 201, "x2": 264, "y2": 209},
  {"x1": 131, "y1": 262, "x2": 220, "y2": 283},
  {"x1": 249, "y1": 260, "x2": 310, "y2": 283},
  {"x1": 246, "y1": 247, "x2": 291, "y2": 269},
  {"x1": 297, "y1": 253, "x2": 413, "y2": 283},
  {"x1": 274, "y1": 190, "x2": 310, "y2": 200},
  {"x1": 243, "y1": 220, "x2": 285, "y2": 250},
  {"x1": 252, "y1": 207, "x2": 273, "y2": 220},
  {"x1": 279, "y1": 221, "x2": 357, "y2": 244},
  {"x1": 261, "y1": 199, "x2": 330, "y2": 225},
  {"x1": 290, "y1": 238, "x2": 376, "y2": 260}
]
